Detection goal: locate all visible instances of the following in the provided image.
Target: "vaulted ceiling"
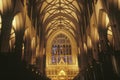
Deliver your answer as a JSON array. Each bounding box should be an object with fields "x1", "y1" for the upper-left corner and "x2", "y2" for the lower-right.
[{"x1": 38, "y1": 0, "x2": 84, "y2": 40}]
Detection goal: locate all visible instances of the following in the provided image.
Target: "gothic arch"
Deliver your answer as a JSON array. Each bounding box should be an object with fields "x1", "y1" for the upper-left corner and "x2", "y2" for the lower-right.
[
  {"x1": 46, "y1": 29, "x2": 78, "y2": 66},
  {"x1": 98, "y1": 9, "x2": 114, "y2": 47}
]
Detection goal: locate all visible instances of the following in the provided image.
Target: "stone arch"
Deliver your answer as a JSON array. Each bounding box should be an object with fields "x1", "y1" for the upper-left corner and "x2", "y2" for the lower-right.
[
  {"x1": 46, "y1": 29, "x2": 78, "y2": 66},
  {"x1": 98, "y1": 9, "x2": 115, "y2": 52},
  {"x1": 9, "y1": 27, "x2": 16, "y2": 52},
  {"x1": 43, "y1": 12, "x2": 79, "y2": 30},
  {"x1": 12, "y1": 12, "x2": 25, "y2": 32},
  {"x1": 8, "y1": 12, "x2": 24, "y2": 53},
  {"x1": 98, "y1": 9, "x2": 109, "y2": 51},
  {"x1": 12, "y1": 12, "x2": 25, "y2": 60}
]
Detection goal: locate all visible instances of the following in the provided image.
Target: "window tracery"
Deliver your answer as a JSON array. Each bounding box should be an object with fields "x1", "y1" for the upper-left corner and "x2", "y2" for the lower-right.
[{"x1": 51, "y1": 34, "x2": 72, "y2": 64}]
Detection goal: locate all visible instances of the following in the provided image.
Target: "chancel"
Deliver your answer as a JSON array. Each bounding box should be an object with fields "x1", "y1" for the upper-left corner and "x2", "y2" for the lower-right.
[{"x1": 0, "y1": 0, "x2": 120, "y2": 80}]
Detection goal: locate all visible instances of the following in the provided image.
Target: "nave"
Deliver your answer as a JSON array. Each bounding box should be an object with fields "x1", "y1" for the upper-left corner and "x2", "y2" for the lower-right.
[{"x1": 0, "y1": 0, "x2": 120, "y2": 80}]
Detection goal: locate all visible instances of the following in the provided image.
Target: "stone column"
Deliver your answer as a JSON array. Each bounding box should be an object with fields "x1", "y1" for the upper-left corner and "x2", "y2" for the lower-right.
[
  {"x1": 0, "y1": 14, "x2": 13, "y2": 53},
  {"x1": 14, "y1": 28, "x2": 25, "y2": 61}
]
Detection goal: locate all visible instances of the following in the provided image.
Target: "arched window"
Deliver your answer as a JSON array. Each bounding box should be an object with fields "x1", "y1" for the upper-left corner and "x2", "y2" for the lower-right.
[{"x1": 51, "y1": 34, "x2": 72, "y2": 64}]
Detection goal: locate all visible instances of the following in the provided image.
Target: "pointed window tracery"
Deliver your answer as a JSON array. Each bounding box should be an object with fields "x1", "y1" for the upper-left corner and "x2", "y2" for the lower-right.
[{"x1": 51, "y1": 34, "x2": 72, "y2": 64}]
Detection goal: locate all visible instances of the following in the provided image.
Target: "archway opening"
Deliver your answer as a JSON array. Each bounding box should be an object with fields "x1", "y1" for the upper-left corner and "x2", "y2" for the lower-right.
[{"x1": 46, "y1": 31, "x2": 79, "y2": 80}]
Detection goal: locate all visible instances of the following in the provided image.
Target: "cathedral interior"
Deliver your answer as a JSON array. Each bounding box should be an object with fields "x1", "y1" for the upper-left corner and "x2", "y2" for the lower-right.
[{"x1": 0, "y1": 0, "x2": 120, "y2": 80}]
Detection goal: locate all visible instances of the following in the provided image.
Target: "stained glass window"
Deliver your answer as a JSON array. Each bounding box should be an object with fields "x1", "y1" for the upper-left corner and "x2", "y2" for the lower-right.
[{"x1": 51, "y1": 34, "x2": 72, "y2": 64}]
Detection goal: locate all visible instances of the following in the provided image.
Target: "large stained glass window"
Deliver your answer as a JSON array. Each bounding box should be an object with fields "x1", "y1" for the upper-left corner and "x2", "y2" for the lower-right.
[{"x1": 51, "y1": 34, "x2": 72, "y2": 64}]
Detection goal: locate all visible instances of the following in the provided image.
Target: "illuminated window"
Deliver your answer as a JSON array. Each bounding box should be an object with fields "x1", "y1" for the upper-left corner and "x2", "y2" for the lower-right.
[{"x1": 51, "y1": 34, "x2": 72, "y2": 64}]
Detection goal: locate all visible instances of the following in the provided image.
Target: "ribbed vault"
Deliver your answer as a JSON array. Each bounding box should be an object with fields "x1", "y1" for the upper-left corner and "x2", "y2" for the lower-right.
[
  {"x1": 39, "y1": 0, "x2": 82, "y2": 79},
  {"x1": 39, "y1": 0, "x2": 82, "y2": 40}
]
